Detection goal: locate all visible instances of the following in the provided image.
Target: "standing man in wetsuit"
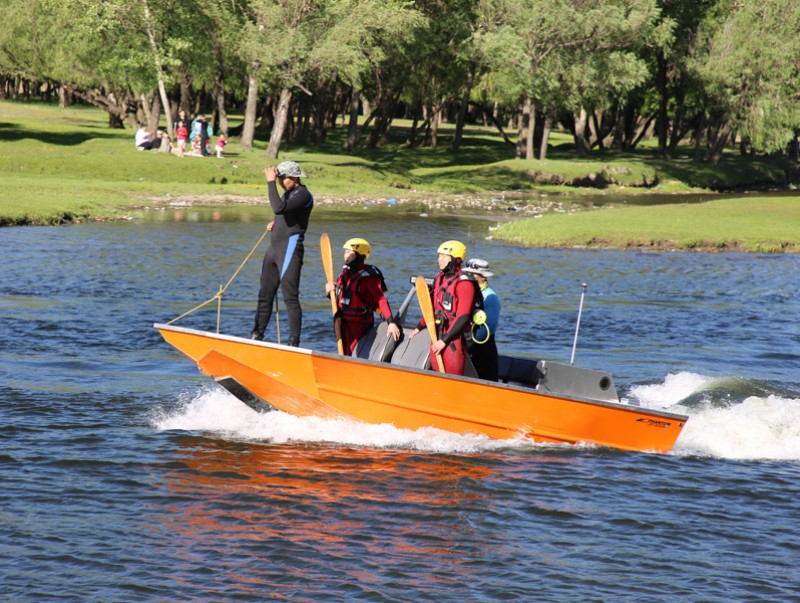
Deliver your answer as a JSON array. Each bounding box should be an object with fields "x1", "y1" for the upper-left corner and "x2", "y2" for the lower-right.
[
  {"x1": 325, "y1": 238, "x2": 401, "y2": 355},
  {"x1": 251, "y1": 160, "x2": 313, "y2": 346}
]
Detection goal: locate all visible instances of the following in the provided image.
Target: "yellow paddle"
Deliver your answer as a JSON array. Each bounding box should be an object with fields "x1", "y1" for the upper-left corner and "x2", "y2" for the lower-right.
[
  {"x1": 320, "y1": 233, "x2": 344, "y2": 355},
  {"x1": 415, "y1": 275, "x2": 445, "y2": 373}
]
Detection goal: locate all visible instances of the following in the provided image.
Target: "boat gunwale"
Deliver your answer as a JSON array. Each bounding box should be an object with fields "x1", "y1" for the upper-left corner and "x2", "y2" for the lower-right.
[{"x1": 154, "y1": 322, "x2": 689, "y2": 423}]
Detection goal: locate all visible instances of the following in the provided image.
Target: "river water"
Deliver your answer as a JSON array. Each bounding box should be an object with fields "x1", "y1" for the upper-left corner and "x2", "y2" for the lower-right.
[{"x1": 2, "y1": 205, "x2": 799, "y2": 602}]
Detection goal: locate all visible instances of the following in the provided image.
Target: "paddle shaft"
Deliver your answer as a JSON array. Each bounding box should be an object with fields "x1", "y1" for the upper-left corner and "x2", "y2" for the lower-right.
[
  {"x1": 320, "y1": 233, "x2": 344, "y2": 355},
  {"x1": 415, "y1": 276, "x2": 445, "y2": 373}
]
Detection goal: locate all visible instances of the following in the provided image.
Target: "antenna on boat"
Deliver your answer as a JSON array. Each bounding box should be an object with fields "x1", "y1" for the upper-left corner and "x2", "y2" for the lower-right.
[{"x1": 570, "y1": 283, "x2": 588, "y2": 366}]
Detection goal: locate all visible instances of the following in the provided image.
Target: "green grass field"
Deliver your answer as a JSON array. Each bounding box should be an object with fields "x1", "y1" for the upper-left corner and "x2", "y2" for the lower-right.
[
  {"x1": 493, "y1": 196, "x2": 800, "y2": 252},
  {"x1": 1, "y1": 100, "x2": 798, "y2": 252}
]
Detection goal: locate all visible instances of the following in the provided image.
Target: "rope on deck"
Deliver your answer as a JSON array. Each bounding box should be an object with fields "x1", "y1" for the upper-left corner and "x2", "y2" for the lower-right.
[{"x1": 166, "y1": 227, "x2": 270, "y2": 332}]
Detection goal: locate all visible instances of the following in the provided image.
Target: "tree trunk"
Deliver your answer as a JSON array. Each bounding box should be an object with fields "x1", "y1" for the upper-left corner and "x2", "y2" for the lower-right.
[
  {"x1": 141, "y1": 0, "x2": 173, "y2": 133},
  {"x1": 667, "y1": 85, "x2": 687, "y2": 154},
  {"x1": 789, "y1": 131, "x2": 799, "y2": 162},
  {"x1": 539, "y1": 116, "x2": 552, "y2": 160},
  {"x1": 526, "y1": 100, "x2": 536, "y2": 159},
  {"x1": 140, "y1": 93, "x2": 161, "y2": 131},
  {"x1": 58, "y1": 85, "x2": 72, "y2": 108},
  {"x1": 405, "y1": 101, "x2": 423, "y2": 147},
  {"x1": 108, "y1": 113, "x2": 124, "y2": 129},
  {"x1": 573, "y1": 107, "x2": 590, "y2": 157},
  {"x1": 368, "y1": 88, "x2": 403, "y2": 148},
  {"x1": 693, "y1": 113, "x2": 706, "y2": 162},
  {"x1": 241, "y1": 64, "x2": 261, "y2": 148},
  {"x1": 266, "y1": 87, "x2": 292, "y2": 159},
  {"x1": 589, "y1": 111, "x2": 603, "y2": 150},
  {"x1": 707, "y1": 120, "x2": 732, "y2": 165},
  {"x1": 449, "y1": 63, "x2": 476, "y2": 153},
  {"x1": 180, "y1": 70, "x2": 192, "y2": 114},
  {"x1": 429, "y1": 105, "x2": 440, "y2": 148},
  {"x1": 656, "y1": 50, "x2": 668, "y2": 156},
  {"x1": 212, "y1": 34, "x2": 228, "y2": 136},
  {"x1": 345, "y1": 89, "x2": 361, "y2": 151},
  {"x1": 632, "y1": 115, "x2": 656, "y2": 148},
  {"x1": 470, "y1": 101, "x2": 514, "y2": 147},
  {"x1": 515, "y1": 98, "x2": 537, "y2": 159}
]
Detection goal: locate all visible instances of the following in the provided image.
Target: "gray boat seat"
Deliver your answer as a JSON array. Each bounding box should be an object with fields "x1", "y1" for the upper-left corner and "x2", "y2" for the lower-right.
[
  {"x1": 388, "y1": 330, "x2": 479, "y2": 378},
  {"x1": 497, "y1": 355, "x2": 543, "y2": 388},
  {"x1": 354, "y1": 322, "x2": 397, "y2": 362},
  {"x1": 535, "y1": 360, "x2": 619, "y2": 403},
  {"x1": 389, "y1": 328, "x2": 432, "y2": 370}
]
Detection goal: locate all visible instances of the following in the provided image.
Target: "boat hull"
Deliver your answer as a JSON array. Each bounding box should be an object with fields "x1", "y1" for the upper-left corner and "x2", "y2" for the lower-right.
[{"x1": 156, "y1": 324, "x2": 687, "y2": 453}]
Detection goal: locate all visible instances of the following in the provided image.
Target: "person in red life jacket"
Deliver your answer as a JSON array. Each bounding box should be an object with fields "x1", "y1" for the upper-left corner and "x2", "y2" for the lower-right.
[
  {"x1": 324, "y1": 238, "x2": 401, "y2": 355},
  {"x1": 409, "y1": 240, "x2": 478, "y2": 376}
]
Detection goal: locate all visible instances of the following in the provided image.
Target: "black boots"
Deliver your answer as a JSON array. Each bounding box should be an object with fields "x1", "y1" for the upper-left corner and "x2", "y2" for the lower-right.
[{"x1": 250, "y1": 331, "x2": 299, "y2": 347}]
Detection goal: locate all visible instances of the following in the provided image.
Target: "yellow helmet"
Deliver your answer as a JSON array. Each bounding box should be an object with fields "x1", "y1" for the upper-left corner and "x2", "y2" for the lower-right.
[
  {"x1": 343, "y1": 237, "x2": 371, "y2": 259},
  {"x1": 437, "y1": 240, "x2": 467, "y2": 260}
]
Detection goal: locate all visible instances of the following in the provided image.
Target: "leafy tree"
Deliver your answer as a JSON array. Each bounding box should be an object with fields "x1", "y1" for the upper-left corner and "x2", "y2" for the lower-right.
[
  {"x1": 690, "y1": 0, "x2": 800, "y2": 161},
  {"x1": 472, "y1": 0, "x2": 663, "y2": 158},
  {"x1": 307, "y1": 0, "x2": 426, "y2": 150}
]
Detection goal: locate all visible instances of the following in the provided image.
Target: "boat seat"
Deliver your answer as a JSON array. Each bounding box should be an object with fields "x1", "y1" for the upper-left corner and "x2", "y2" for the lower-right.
[
  {"x1": 497, "y1": 355, "x2": 543, "y2": 388},
  {"x1": 536, "y1": 360, "x2": 619, "y2": 403},
  {"x1": 354, "y1": 322, "x2": 397, "y2": 363},
  {"x1": 462, "y1": 349, "x2": 479, "y2": 379},
  {"x1": 389, "y1": 330, "x2": 479, "y2": 377},
  {"x1": 389, "y1": 329, "x2": 432, "y2": 370}
]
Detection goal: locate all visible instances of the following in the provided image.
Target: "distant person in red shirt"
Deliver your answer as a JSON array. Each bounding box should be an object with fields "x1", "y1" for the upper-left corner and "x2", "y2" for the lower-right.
[
  {"x1": 215, "y1": 134, "x2": 227, "y2": 158},
  {"x1": 325, "y1": 238, "x2": 400, "y2": 355},
  {"x1": 175, "y1": 121, "x2": 189, "y2": 157}
]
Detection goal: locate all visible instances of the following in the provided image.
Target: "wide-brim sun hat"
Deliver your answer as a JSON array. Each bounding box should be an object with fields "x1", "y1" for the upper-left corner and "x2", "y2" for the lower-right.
[
  {"x1": 463, "y1": 258, "x2": 494, "y2": 278},
  {"x1": 276, "y1": 160, "x2": 307, "y2": 178}
]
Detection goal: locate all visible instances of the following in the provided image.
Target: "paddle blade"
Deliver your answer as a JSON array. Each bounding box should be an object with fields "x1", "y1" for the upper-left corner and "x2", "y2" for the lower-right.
[
  {"x1": 321, "y1": 233, "x2": 344, "y2": 355},
  {"x1": 414, "y1": 276, "x2": 444, "y2": 373},
  {"x1": 320, "y1": 233, "x2": 335, "y2": 283}
]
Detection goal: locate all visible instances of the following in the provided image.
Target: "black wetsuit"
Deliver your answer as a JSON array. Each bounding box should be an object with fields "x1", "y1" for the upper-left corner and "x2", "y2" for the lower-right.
[{"x1": 252, "y1": 181, "x2": 314, "y2": 345}]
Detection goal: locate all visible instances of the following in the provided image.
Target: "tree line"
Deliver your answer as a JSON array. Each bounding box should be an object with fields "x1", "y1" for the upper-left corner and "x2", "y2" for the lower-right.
[{"x1": 1, "y1": 0, "x2": 798, "y2": 163}]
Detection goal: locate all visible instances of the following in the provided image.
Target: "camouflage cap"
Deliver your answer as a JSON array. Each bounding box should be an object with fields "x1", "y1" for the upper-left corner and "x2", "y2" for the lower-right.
[
  {"x1": 463, "y1": 258, "x2": 494, "y2": 278},
  {"x1": 275, "y1": 160, "x2": 307, "y2": 178}
]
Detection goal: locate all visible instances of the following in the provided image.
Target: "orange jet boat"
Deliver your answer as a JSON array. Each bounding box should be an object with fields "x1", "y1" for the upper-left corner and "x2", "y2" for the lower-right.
[{"x1": 155, "y1": 277, "x2": 687, "y2": 454}]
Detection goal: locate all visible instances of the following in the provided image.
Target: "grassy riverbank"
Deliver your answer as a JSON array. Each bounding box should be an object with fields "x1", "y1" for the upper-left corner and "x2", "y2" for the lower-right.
[
  {"x1": 1, "y1": 101, "x2": 799, "y2": 251},
  {"x1": 492, "y1": 196, "x2": 800, "y2": 252}
]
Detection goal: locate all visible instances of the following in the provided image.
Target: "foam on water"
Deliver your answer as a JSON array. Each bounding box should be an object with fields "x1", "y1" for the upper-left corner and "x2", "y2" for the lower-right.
[
  {"x1": 152, "y1": 387, "x2": 532, "y2": 454},
  {"x1": 629, "y1": 372, "x2": 800, "y2": 461},
  {"x1": 153, "y1": 372, "x2": 800, "y2": 461}
]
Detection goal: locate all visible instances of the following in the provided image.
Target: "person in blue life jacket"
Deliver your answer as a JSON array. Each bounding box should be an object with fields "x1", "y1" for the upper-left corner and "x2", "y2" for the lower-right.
[
  {"x1": 251, "y1": 160, "x2": 314, "y2": 346},
  {"x1": 462, "y1": 258, "x2": 500, "y2": 381},
  {"x1": 190, "y1": 114, "x2": 213, "y2": 155}
]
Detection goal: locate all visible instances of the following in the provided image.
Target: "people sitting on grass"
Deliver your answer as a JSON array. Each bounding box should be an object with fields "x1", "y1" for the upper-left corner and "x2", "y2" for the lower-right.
[
  {"x1": 134, "y1": 127, "x2": 167, "y2": 151},
  {"x1": 135, "y1": 117, "x2": 224, "y2": 159},
  {"x1": 135, "y1": 126, "x2": 152, "y2": 150},
  {"x1": 185, "y1": 135, "x2": 204, "y2": 157}
]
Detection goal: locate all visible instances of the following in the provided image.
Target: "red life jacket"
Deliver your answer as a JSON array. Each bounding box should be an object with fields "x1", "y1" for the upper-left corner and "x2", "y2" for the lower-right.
[
  {"x1": 335, "y1": 263, "x2": 387, "y2": 324},
  {"x1": 433, "y1": 270, "x2": 483, "y2": 337}
]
